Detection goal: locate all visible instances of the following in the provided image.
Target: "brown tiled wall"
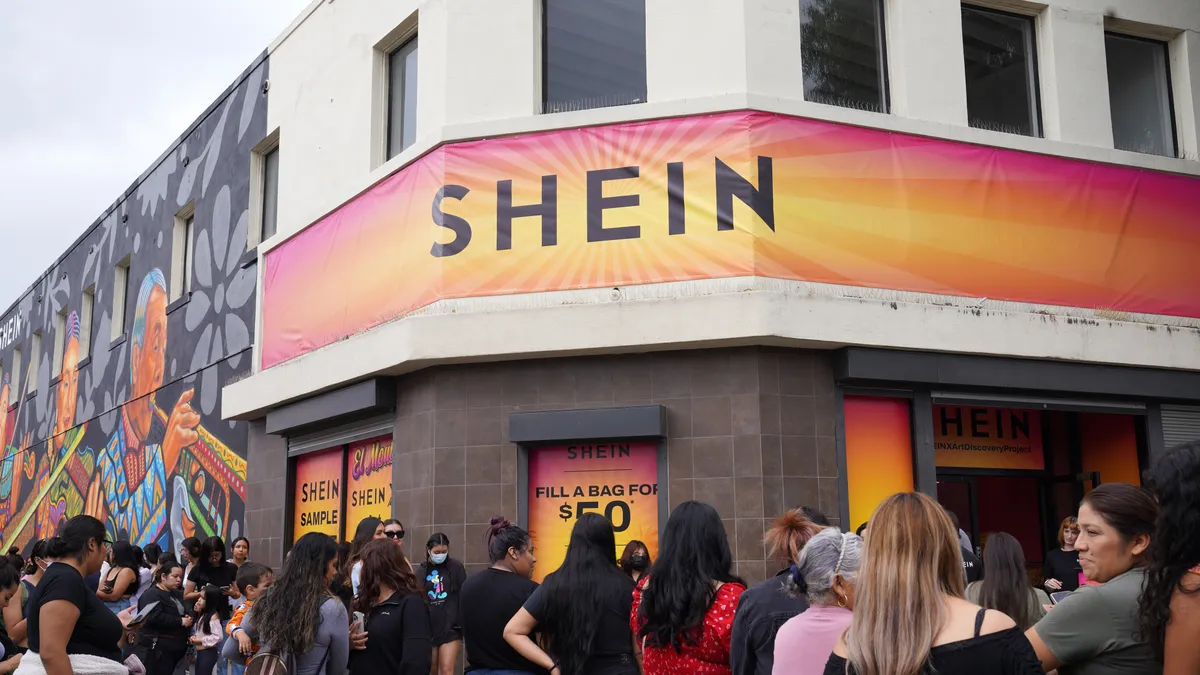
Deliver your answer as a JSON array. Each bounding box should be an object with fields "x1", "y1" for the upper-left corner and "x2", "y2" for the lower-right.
[
  {"x1": 392, "y1": 347, "x2": 839, "y2": 584},
  {"x1": 245, "y1": 419, "x2": 288, "y2": 569}
]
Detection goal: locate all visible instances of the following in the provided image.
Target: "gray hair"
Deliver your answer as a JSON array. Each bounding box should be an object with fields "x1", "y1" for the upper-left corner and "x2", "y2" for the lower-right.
[{"x1": 785, "y1": 527, "x2": 863, "y2": 605}]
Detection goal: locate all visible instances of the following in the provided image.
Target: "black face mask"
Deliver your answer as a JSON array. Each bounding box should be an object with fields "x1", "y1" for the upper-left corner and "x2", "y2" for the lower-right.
[{"x1": 629, "y1": 554, "x2": 649, "y2": 571}]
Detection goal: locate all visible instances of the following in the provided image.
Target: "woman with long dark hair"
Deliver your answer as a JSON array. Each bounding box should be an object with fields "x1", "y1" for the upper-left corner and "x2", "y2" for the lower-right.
[
  {"x1": 191, "y1": 584, "x2": 232, "y2": 675},
  {"x1": 26, "y1": 515, "x2": 128, "y2": 672},
  {"x1": 1026, "y1": 483, "x2": 1159, "y2": 674},
  {"x1": 965, "y1": 533, "x2": 1050, "y2": 631},
  {"x1": 1139, "y1": 442, "x2": 1200, "y2": 673},
  {"x1": 221, "y1": 532, "x2": 349, "y2": 675},
  {"x1": 348, "y1": 539, "x2": 430, "y2": 675},
  {"x1": 185, "y1": 536, "x2": 239, "y2": 604},
  {"x1": 618, "y1": 541, "x2": 650, "y2": 585},
  {"x1": 459, "y1": 517, "x2": 542, "y2": 675},
  {"x1": 96, "y1": 541, "x2": 139, "y2": 613},
  {"x1": 347, "y1": 518, "x2": 384, "y2": 598},
  {"x1": 414, "y1": 533, "x2": 466, "y2": 675},
  {"x1": 330, "y1": 542, "x2": 354, "y2": 615},
  {"x1": 632, "y1": 501, "x2": 746, "y2": 675},
  {"x1": 826, "y1": 494, "x2": 1041, "y2": 675},
  {"x1": 132, "y1": 561, "x2": 192, "y2": 675},
  {"x1": 505, "y1": 514, "x2": 637, "y2": 675},
  {"x1": 1043, "y1": 517, "x2": 1081, "y2": 593},
  {"x1": 6, "y1": 538, "x2": 48, "y2": 649}
]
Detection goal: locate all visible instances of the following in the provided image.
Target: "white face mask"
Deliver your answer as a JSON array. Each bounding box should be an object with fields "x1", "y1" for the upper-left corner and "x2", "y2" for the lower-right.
[{"x1": 430, "y1": 553, "x2": 448, "y2": 565}]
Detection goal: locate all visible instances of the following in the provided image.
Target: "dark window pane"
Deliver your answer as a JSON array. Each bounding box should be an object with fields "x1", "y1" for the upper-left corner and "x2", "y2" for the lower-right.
[
  {"x1": 1106, "y1": 34, "x2": 1175, "y2": 157},
  {"x1": 544, "y1": 0, "x2": 646, "y2": 114},
  {"x1": 962, "y1": 6, "x2": 1040, "y2": 137},
  {"x1": 388, "y1": 37, "x2": 418, "y2": 159},
  {"x1": 800, "y1": 0, "x2": 889, "y2": 113},
  {"x1": 262, "y1": 147, "x2": 279, "y2": 240}
]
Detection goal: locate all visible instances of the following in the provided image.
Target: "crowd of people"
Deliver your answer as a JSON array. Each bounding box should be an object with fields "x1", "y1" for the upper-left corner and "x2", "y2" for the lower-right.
[{"x1": 0, "y1": 441, "x2": 1196, "y2": 675}]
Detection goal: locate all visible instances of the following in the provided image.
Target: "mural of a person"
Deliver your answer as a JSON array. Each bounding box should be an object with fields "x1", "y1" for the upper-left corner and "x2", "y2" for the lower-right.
[
  {"x1": 30, "y1": 312, "x2": 87, "y2": 538},
  {"x1": 91, "y1": 270, "x2": 200, "y2": 547}
]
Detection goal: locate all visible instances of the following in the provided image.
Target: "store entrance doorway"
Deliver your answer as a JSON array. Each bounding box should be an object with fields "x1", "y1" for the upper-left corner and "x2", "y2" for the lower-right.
[{"x1": 933, "y1": 402, "x2": 1146, "y2": 585}]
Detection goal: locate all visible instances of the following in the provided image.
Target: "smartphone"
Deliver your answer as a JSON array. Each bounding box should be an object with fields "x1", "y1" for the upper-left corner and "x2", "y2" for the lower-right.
[{"x1": 352, "y1": 611, "x2": 365, "y2": 630}]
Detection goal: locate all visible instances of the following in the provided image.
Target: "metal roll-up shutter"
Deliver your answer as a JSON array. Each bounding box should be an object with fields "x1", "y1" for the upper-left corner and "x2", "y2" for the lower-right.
[
  {"x1": 287, "y1": 414, "x2": 394, "y2": 456},
  {"x1": 1162, "y1": 405, "x2": 1200, "y2": 449}
]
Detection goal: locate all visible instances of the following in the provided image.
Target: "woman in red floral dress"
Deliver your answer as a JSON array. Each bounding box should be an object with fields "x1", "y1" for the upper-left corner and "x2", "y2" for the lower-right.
[{"x1": 631, "y1": 501, "x2": 746, "y2": 675}]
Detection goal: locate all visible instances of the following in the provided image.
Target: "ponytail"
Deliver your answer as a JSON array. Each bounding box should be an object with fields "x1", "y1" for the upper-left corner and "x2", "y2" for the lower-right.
[
  {"x1": 763, "y1": 508, "x2": 825, "y2": 566},
  {"x1": 486, "y1": 516, "x2": 530, "y2": 564}
]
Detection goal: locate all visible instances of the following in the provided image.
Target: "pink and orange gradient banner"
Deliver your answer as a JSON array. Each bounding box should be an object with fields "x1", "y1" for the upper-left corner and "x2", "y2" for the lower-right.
[
  {"x1": 844, "y1": 395, "x2": 914, "y2": 532},
  {"x1": 262, "y1": 111, "x2": 1200, "y2": 368}
]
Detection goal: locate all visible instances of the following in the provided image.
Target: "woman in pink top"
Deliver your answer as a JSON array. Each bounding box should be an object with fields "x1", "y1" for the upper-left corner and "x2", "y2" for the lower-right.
[{"x1": 772, "y1": 528, "x2": 863, "y2": 675}]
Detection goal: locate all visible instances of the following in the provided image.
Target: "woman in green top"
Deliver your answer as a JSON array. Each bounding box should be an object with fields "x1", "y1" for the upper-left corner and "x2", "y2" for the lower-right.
[
  {"x1": 1025, "y1": 484, "x2": 1160, "y2": 675},
  {"x1": 965, "y1": 533, "x2": 1051, "y2": 631}
]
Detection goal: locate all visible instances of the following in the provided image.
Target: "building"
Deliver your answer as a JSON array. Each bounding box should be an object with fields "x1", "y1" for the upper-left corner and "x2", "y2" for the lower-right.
[
  {"x1": 225, "y1": 0, "x2": 1200, "y2": 581},
  {"x1": 0, "y1": 56, "x2": 269, "y2": 554},
  {"x1": 4, "y1": 0, "x2": 1200, "y2": 592}
]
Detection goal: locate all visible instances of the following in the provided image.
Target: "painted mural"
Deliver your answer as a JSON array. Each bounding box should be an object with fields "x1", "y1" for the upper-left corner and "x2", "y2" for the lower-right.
[{"x1": 0, "y1": 54, "x2": 268, "y2": 555}]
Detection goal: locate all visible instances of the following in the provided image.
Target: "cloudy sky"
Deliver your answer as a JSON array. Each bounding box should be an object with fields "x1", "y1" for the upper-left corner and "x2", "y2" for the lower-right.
[{"x1": 0, "y1": 0, "x2": 311, "y2": 311}]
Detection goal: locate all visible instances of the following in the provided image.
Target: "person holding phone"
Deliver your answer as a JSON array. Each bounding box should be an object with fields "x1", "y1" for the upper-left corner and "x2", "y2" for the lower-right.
[
  {"x1": 133, "y1": 561, "x2": 192, "y2": 675},
  {"x1": 348, "y1": 539, "x2": 430, "y2": 675}
]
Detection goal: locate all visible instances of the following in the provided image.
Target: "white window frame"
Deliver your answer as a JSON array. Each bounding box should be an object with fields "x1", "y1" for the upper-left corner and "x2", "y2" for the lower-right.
[
  {"x1": 172, "y1": 204, "x2": 196, "y2": 301},
  {"x1": 80, "y1": 286, "x2": 94, "y2": 361},
  {"x1": 52, "y1": 309, "x2": 66, "y2": 377},
  {"x1": 9, "y1": 347, "x2": 20, "y2": 399},
  {"x1": 248, "y1": 130, "x2": 281, "y2": 248},
  {"x1": 371, "y1": 13, "x2": 419, "y2": 169},
  {"x1": 112, "y1": 258, "x2": 130, "y2": 341},
  {"x1": 28, "y1": 330, "x2": 41, "y2": 392}
]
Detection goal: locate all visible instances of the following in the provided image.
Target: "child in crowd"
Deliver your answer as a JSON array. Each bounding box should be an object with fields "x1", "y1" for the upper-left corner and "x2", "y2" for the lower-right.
[
  {"x1": 227, "y1": 561, "x2": 275, "y2": 670},
  {"x1": 192, "y1": 584, "x2": 233, "y2": 675}
]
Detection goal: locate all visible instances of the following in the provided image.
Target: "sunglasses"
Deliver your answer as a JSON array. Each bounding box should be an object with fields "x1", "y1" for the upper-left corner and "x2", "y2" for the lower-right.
[{"x1": 384, "y1": 530, "x2": 405, "y2": 540}]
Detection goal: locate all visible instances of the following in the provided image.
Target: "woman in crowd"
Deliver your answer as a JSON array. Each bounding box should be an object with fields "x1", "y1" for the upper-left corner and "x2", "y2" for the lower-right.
[
  {"x1": 191, "y1": 584, "x2": 232, "y2": 675},
  {"x1": 1027, "y1": 483, "x2": 1158, "y2": 674},
  {"x1": 966, "y1": 532, "x2": 1051, "y2": 631},
  {"x1": 459, "y1": 517, "x2": 543, "y2": 675},
  {"x1": 348, "y1": 539, "x2": 430, "y2": 675},
  {"x1": 330, "y1": 542, "x2": 354, "y2": 614},
  {"x1": 382, "y1": 520, "x2": 405, "y2": 546},
  {"x1": 773, "y1": 528, "x2": 863, "y2": 675},
  {"x1": 826, "y1": 493, "x2": 1041, "y2": 675},
  {"x1": 1043, "y1": 517, "x2": 1082, "y2": 593},
  {"x1": 133, "y1": 561, "x2": 192, "y2": 675},
  {"x1": 26, "y1": 515, "x2": 127, "y2": 672},
  {"x1": 633, "y1": 501, "x2": 746, "y2": 675},
  {"x1": 505, "y1": 514, "x2": 637, "y2": 675},
  {"x1": 222, "y1": 532, "x2": 349, "y2": 675},
  {"x1": 0, "y1": 556, "x2": 25, "y2": 671},
  {"x1": 6, "y1": 538, "x2": 48, "y2": 648},
  {"x1": 128, "y1": 546, "x2": 153, "y2": 610},
  {"x1": 96, "y1": 541, "x2": 140, "y2": 614},
  {"x1": 731, "y1": 507, "x2": 826, "y2": 675},
  {"x1": 347, "y1": 518, "x2": 384, "y2": 597},
  {"x1": 229, "y1": 538, "x2": 250, "y2": 569},
  {"x1": 1139, "y1": 441, "x2": 1200, "y2": 673},
  {"x1": 619, "y1": 541, "x2": 651, "y2": 586},
  {"x1": 414, "y1": 533, "x2": 465, "y2": 675},
  {"x1": 180, "y1": 537, "x2": 202, "y2": 583},
  {"x1": 185, "y1": 536, "x2": 239, "y2": 604}
]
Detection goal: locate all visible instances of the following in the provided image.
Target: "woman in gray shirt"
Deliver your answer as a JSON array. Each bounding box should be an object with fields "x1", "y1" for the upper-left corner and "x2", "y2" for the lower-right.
[
  {"x1": 223, "y1": 533, "x2": 350, "y2": 675},
  {"x1": 1026, "y1": 484, "x2": 1161, "y2": 675}
]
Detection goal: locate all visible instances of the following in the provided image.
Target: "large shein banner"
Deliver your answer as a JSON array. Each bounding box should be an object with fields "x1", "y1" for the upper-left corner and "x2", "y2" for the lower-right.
[{"x1": 262, "y1": 111, "x2": 1200, "y2": 368}]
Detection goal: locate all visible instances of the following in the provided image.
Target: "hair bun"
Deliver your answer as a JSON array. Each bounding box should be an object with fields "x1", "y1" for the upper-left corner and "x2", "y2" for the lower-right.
[{"x1": 489, "y1": 516, "x2": 510, "y2": 530}]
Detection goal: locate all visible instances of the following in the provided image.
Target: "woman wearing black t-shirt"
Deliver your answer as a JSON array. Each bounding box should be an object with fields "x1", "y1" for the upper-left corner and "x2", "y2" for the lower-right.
[
  {"x1": 1042, "y1": 517, "x2": 1081, "y2": 593},
  {"x1": 185, "y1": 536, "x2": 240, "y2": 605},
  {"x1": 26, "y1": 515, "x2": 128, "y2": 671},
  {"x1": 505, "y1": 514, "x2": 638, "y2": 675},
  {"x1": 414, "y1": 533, "x2": 466, "y2": 675}
]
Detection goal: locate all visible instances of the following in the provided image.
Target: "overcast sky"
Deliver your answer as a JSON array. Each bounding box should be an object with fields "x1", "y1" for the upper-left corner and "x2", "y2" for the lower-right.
[{"x1": 0, "y1": 0, "x2": 311, "y2": 312}]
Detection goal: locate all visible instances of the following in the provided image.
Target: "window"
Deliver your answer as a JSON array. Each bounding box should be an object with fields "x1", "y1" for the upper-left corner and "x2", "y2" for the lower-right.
[
  {"x1": 262, "y1": 146, "x2": 280, "y2": 241},
  {"x1": 962, "y1": 5, "x2": 1041, "y2": 137},
  {"x1": 171, "y1": 209, "x2": 195, "y2": 301},
  {"x1": 28, "y1": 331, "x2": 41, "y2": 391},
  {"x1": 543, "y1": 0, "x2": 647, "y2": 114},
  {"x1": 9, "y1": 348, "x2": 19, "y2": 398},
  {"x1": 80, "y1": 287, "x2": 94, "y2": 360},
  {"x1": 387, "y1": 37, "x2": 419, "y2": 159},
  {"x1": 112, "y1": 260, "x2": 130, "y2": 341},
  {"x1": 1106, "y1": 33, "x2": 1175, "y2": 157},
  {"x1": 799, "y1": 0, "x2": 889, "y2": 113},
  {"x1": 53, "y1": 309, "x2": 66, "y2": 377}
]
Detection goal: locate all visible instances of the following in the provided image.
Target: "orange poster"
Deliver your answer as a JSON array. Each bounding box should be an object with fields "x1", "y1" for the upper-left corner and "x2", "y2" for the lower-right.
[
  {"x1": 934, "y1": 405, "x2": 1044, "y2": 470},
  {"x1": 527, "y1": 442, "x2": 659, "y2": 583},
  {"x1": 844, "y1": 396, "x2": 914, "y2": 532},
  {"x1": 292, "y1": 447, "x2": 343, "y2": 541},
  {"x1": 345, "y1": 435, "x2": 393, "y2": 528}
]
